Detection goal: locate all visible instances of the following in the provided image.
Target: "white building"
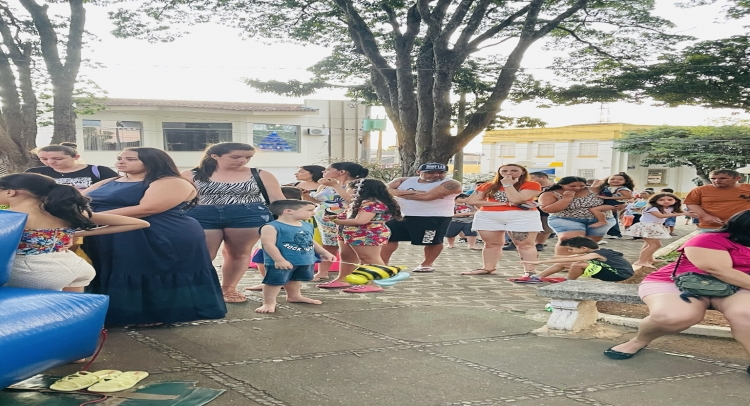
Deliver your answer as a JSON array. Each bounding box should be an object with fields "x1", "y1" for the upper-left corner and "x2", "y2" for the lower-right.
[
  {"x1": 77, "y1": 98, "x2": 368, "y2": 184},
  {"x1": 481, "y1": 123, "x2": 701, "y2": 196}
]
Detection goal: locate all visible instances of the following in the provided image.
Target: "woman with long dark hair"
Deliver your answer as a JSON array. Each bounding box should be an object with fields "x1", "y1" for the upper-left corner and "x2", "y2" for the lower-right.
[
  {"x1": 182, "y1": 142, "x2": 284, "y2": 303},
  {"x1": 604, "y1": 210, "x2": 750, "y2": 372},
  {"x1": 1, "y1": 173, "x2": 147, "y2": 292},
  {"x1": 83, "y1": 147, "x2": 227, "y2": 326}
]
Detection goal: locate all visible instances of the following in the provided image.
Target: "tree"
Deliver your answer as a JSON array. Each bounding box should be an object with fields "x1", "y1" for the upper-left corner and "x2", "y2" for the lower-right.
[
  {"x1": 548, "y1": 1, "x2": 750, "y2": 112},
  {"x1": 0, "y1": 0, "x2": 90, "y2": 172},
  {"x1": 615, "y1": 126, "x2": 750, "y2": 182},
  {"x1": 112, "y1": 0, "x2": 681, "y2": 174}
]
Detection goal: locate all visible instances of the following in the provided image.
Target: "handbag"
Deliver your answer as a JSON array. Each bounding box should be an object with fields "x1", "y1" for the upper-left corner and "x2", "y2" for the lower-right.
[
  {"x1": 671, "y1": 253, "x2": 738, "y2": 303},
  {"x1": 621, "y1": 214, "x2": 634, "y2": 227}
]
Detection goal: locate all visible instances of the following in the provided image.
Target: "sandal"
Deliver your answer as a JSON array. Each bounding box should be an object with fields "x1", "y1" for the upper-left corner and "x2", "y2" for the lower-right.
[
  {"x1": 223, "y1": 290, "x2": 248, "y2": 303},
  {"x1": 460, "y1": 269, "x2": 496, "y2": 275},
  {"x1": 312, "y1": 275, "x2": 330, "y2": 282},
  {"x1": 50, "y1": 370, "x2": 122, "y2": 392},
  {"x1": 317, "y1": 280, "x2": 350, "y2": 289},
  {"x1": 412, "y1": 266, "x2": 435, "y2": 273},
  {"x1": 88, "y1": 371, "x2": 149, "y2": 393}
]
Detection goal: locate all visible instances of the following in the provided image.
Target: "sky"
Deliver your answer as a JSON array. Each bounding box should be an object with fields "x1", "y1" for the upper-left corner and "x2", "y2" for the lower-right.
[{"x1": 39, "y1": 1, "x2": 750, "y2": 151}]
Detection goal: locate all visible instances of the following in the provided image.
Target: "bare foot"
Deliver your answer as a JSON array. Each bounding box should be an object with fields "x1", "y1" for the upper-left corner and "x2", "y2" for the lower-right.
[
  {"x1": 244, "y1": 284, "x2": 264, "y2": 291},
  {"x1": 312, "y1": 273, "x2": 330, "y2": 282},
  {"x1": 255, "y1": 304, "x2": 276, "y2": 313},
  {"x1": 460, "y1": 269, "x2": 496, "y2": 275},
  {"x1": 287, "y1": 296, "x2": 322, "y2": 305},
  {"x1": 590, "y1": 221, "x2": 608, "y2": 228},
  {"x1": 446, "y1": 245, "x2": 455, "y2": 249}
]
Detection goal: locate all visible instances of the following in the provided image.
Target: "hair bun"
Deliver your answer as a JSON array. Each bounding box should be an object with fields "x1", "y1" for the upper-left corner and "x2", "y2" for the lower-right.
[
  {"x1": 358, "y1": 167, "x2": 370, "y2": 178},
  {"x1": 60, "y1": 142, "x2": 78, "y2": 148}
]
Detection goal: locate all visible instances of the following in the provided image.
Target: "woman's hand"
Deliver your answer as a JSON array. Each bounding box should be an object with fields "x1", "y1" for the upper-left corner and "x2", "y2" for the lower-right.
[
  {"x1": 501, "y1": 177, "x2": 516, "y2": 187},
  {"x1": 318, "y1": 177, "x2": 339, "y2": 187},
  {"x1": 561, "y1": 190, "x2": 576, "y2": 199}
]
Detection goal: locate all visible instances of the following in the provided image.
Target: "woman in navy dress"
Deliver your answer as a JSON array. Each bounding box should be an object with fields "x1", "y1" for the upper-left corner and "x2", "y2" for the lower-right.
[{"x1": 83, "y1": 147, "x2": 226, "y2": 326}]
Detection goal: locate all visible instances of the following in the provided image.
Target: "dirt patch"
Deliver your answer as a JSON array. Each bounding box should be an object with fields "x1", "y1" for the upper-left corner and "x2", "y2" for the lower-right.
[{"x1": 597, "y1": 301, "x2": 730, "y2": 327}]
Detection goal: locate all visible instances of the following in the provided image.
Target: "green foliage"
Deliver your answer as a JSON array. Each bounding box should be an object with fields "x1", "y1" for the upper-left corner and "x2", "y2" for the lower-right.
[{"x1": 615, "y1": 126, "x2": 750, "y2": 180}]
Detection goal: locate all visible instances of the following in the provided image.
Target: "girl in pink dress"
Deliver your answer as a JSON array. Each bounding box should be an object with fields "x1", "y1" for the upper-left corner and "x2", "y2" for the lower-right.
[{"x1": 328, "y1": 179, "x2": 402, "y2": 293}]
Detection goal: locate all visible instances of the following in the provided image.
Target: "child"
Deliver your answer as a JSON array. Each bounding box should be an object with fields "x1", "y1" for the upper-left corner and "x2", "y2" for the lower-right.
[
  {"x1": 519, "y1": 236, "x2": 633, "y2": 282},
  {"x1": 445, "y1": 194, "x2": 480, "y2": 250},
  {"x1": 0, "y1": 173, "x2": 148, "y2": 291},
  {"x1": 255, "y1": 200, "x2": 336, "y2": 313},
  {"x1": 623, "y1": 193, "x2": 688, "y2": 268},
  {"x1": 659, "y1": 188, "x2": 677, "y2": 235},
  {"x1": 589, "y1": 173, "x2": 634, "y2": 228},
  {"x1": 327, "y1": 179, "x2": 402, "y2": 293},
  {"x1": 246, "y1": 186, "x2": 318, "y2": 291}
]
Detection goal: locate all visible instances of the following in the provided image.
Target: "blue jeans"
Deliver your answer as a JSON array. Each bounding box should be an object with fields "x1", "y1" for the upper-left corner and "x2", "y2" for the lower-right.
[
  {"x1": 547, "y1": 216, "x2": 616, "y2": 237},
  {"x1": 186, "y1": 203, "x2": 272, "y2": 229}
]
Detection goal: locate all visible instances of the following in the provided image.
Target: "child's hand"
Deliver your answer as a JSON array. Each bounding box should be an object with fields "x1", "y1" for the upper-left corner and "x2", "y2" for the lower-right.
[
  {"x1": 320, "y1": 253, "x2": 337, "y2": 262},
  {"x1": 274, "y1": 260, "x2": 294, "y2": 270}
]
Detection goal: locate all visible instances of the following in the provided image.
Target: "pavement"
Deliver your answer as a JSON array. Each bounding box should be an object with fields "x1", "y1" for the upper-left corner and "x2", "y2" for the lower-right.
[{"x1": 43, "y1": 222, "x2": 750, "y2": 405}]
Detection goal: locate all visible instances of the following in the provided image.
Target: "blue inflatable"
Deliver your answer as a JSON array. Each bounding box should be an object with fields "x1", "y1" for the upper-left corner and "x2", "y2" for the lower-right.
[{"x1": 0, "y1": 210, "x2": 109, "y2": 389}]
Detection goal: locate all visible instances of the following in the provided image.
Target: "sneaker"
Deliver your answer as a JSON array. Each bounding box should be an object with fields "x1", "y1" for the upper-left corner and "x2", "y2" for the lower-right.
[
  {"x1": 502, "y1": 244, "x2": 517, "y2": 251},
  {"x1": 535, "y1": 244, "x2": 545, "y2": 251},
  {"x1": 598, "y1": 240, "x2": 608, "y2": 245},
  {"x1": 605, "y1": 235, "x2": 621, "y2": 239}
]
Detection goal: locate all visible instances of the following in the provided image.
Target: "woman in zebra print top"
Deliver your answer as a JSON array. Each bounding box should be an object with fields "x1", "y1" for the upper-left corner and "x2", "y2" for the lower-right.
[{"x1": 182, "y1": 142, "x2": 285, "y2": 303}]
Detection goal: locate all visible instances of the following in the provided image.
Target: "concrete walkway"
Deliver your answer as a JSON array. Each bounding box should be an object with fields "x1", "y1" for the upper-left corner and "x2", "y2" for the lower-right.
[{"x1": 46, "y1": 223, "x2": 749, "y2": 405}]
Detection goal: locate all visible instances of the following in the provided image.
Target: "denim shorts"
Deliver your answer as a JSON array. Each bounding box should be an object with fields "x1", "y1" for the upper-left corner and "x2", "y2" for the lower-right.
[
  {"x1": 547, "y1": 216, "x2": 616, "y2": 237},
  {"x1": 663, "y1": 217, "x2": 677, "y2": 227},
  {"x1": 186, "y1": 203, "x2": 272, "y2": 229},
  {"x1": 262, "y1": 264, "x2": 315, "y2": 286}
]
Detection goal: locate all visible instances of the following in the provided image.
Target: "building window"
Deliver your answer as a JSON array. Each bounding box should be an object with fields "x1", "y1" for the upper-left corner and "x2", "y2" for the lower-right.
[
  {"x1": 498, "y1": 144, "x2": 515, "y2": 157},
  {"x1": 647, "y1": 169, "x2": 667, "y2": 185},
  {"x1": 578, "y1": 169, "x2": 596, "y2": 179},
  {"x1": 579, "y1": 143, "x2": 598, "y2": 156},
  {"x1": 537, "y1": 143, "x2": 555, "y2": 156},
  {"x1": 82, "y1": 120, "x2": 142, "y2": 151},
  {"x1": 253, "y1": 123, "x2": 300, "y2": 152},
  {"x1": 162, "y1": 122, "x2": 232, "y2": 151}
]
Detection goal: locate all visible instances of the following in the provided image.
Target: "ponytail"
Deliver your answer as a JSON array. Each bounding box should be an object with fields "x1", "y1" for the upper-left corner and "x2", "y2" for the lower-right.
[
  {"x1": 330, "y1": 162, "x2": 369, "y2": 179},
  {"x1": 193, "y1": 142, "x2": 255, "y2": 182},
  {"x1": 0, "y1": 173, "x2": 95, "y2": 230}
]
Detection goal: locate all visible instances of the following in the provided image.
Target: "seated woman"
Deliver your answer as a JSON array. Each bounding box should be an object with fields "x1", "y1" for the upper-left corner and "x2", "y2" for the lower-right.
[{"x1": 604, "y1": 210, "x2": 750, "y2": 376}]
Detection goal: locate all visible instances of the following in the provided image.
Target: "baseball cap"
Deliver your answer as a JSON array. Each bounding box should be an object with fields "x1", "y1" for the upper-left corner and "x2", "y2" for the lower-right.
[{"x1": 418, "y1": 163, "x2": 448, "y2": 172}]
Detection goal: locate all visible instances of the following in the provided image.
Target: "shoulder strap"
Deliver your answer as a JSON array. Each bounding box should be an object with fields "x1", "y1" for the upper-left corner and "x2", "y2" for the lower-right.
[
  {"x1": 91, "y1": 165, "x2": 100, "y2": 179},
  {"x1": 670, "y1": 253, "x2": 684, "y2": 280},
  {"x1": 250, "y1": 168, "x2": 270, "y2": 205}
]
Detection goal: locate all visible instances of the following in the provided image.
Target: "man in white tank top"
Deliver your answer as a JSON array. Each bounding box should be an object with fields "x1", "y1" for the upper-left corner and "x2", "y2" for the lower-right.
[{"x1": 382, "y1": 163, "x2": 462, "y2": 272}]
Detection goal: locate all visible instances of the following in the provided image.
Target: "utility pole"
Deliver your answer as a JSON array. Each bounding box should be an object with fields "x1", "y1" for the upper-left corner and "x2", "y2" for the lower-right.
[{"x1": 453, "y1": 93, "x2": 466, "y2": 181}]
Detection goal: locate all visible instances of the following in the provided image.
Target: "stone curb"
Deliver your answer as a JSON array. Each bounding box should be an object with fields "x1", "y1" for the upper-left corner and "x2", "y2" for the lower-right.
[
  {"x1": 654, "y1": 230, "x2": 700, "y2": 258},
  {"x1": 599, "y1": 314, "x2": 733, "y2": 339}
]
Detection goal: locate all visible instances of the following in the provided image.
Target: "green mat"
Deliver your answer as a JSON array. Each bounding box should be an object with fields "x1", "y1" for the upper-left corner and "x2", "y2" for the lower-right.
[{"x1": 1, "y1": 375, "x2": 224, "y2": 405}]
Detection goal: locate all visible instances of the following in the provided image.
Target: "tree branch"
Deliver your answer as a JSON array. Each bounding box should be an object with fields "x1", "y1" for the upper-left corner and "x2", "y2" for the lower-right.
[
  {"x1": 18, "y1": 0, "x2": 63, "y2": 74},
  {"x1": 553, "y1": 25, "x2": 622, "y2": 62},
  {"x1": 531, "y1": 0, "x2": 588, "y2": 40},
  {"x1": 441, "y1": 0, "x2": 476, "y2": 46},
  {"x1": 466, "y1": 3, "x2": 532, "y2": 51}
]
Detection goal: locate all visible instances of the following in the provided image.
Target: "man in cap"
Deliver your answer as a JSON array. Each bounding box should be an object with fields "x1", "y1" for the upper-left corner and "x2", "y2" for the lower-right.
[{"x1": 382, "y1": 163, "x2": 462, "y2": 272}]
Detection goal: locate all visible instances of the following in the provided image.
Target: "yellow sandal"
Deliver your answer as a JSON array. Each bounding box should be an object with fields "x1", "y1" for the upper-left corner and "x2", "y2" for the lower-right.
[
  {"x1": 49, "y1": 370, "x2": 122, "y2": 392},
  {"x1": 88, "y1": 371, "x2": 149, "y2": 392}
]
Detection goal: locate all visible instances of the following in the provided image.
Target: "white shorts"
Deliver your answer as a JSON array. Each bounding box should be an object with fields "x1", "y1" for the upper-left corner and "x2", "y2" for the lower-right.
[
  {"x1": 9, "y1": 251, "x2": 96, "y2": 291},
  {"x1": 471, "y1": 210, "x2": 544, "y2": 232}
]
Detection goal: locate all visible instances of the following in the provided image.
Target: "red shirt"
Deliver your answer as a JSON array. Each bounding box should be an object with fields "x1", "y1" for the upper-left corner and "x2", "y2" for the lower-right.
[{"x1": 476, "y1": 181, "x2": 542, "y2": 212}]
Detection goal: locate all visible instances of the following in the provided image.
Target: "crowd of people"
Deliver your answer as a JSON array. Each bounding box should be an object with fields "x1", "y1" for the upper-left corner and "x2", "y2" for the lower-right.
[{"x1": 2, "y1": 142, "x2": 750, "y2": 372}]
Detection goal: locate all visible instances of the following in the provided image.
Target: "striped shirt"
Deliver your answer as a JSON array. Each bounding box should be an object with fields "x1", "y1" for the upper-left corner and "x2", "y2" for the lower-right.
[{"x1": 193, "y1": 171, "x2": 264, "y2": 205}]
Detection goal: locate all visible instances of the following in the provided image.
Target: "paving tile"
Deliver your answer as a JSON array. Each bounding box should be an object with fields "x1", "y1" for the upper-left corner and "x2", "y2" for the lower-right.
[
  {"x1": 143, "y1": 317, "x2": 389, "y2": 363},
  {"x1": 330, "y1": 306, "x2": 543, "y2": 343},
  {"x1": 218, "y1": 350, "x2": 539, "y2": 406},
  {"x1": 434, "y1": 336, "x2": 731, "y2": 388},
  {"x1": 586, "y1": 371, "x2": 750, "y2": 405}
]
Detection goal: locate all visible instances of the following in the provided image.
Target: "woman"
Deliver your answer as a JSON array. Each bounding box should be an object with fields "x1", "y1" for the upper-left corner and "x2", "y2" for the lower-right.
[
  {"x1": 181, "y1": 142, "x2": 284, "y2": 303},
  {"x1": 462, "y1": 164, "x2": 542, "y2": 276},
  {"x1": 604, "y1": 210, "x2": 750, "y2": 373},
  {"x1": 593, "y1": 173, "x2": 635, "y2": 239},
  {"x1": 83, "y1": 147, "x2": 226, "y2": 326},
  {"x1": 538, "y1": 176, "x2": 616, "y2": 248},
  {"x1": 294, "y1": 165, "x2": 326, "y2": 194},
  {"x1": 26, "y1": 143, "x2": 118, "y2": 190},
  {"x1": 312, "y1": 162, "x2": 369, "y2": 287}
]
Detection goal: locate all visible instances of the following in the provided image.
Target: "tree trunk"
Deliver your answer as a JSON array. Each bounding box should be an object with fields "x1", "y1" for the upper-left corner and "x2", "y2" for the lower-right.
[
  {"x1": 0, "y1": 125, "x2": 34, "y2": 173},
  {"x1": 50, "y1": 86, "x2": 77, "y2": 144}
]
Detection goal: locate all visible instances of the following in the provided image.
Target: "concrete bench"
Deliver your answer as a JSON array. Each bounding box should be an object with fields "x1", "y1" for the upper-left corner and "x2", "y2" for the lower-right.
[{"x1": 537, "y1": 280, "x2": 642, "y2": 332}]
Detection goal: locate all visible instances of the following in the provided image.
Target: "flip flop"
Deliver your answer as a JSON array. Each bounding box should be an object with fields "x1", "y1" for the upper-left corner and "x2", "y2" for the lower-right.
[
  {"x1": 539, "y1": 277, "x2": 567, "y2": 283},
  {"x1": 89, "y1": 371, "x2": 149, "y2": 393},
  {"x1": 223, "y1": 291, "x2": 248, "y2": 303},
  {"x1": 509, "y1": 275, "x2": 544, "y2": 284},
  {"x1": 460, "y1": 269, "x2": 496, "y2": 275},
  {"x1": 316, "y1": 280, "x2": 350, "y2": 289},
  {"x1": 412, "y1": 266, "x2": 435, "y2": 273},
  {"x1": 342, "y1": 285, "x2": 384, "y2": 293},
  {"x1": 50, "y1": 370, "x2": 122, "y2": 392}
]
